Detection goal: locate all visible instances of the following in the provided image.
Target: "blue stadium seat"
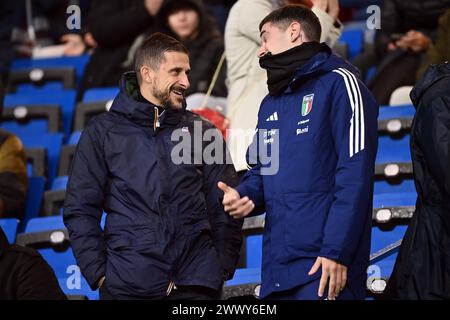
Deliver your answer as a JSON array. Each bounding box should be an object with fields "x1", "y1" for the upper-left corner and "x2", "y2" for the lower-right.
[
  {"x1": 24, "y1": 147, "x2": 47, "y2": 177},
  {"x1": 1, "y1": 120, "x2": 48, "y2": 136},
  {"x1": 15, "y1": 82, "x2": 65, "y2": 93},
  {"x1": 223, "y1": 268, "x2": 261, "y2": 299},
  {"x1": 18, "y1": 133, "x2": 64, "y2": 186},
  {"x1": 246, "y1": 235, "x2": 263, "y2": 269},
  {"x1": 68, "y1": 130, "x2": 82, "y2": 145},
  {"x1": 82, "y1": 87, "x2": 119, "y2": 103},
  {"x1": 42, "y1": 176, "x2": 69, "y2": 217},
  {"x1": 0, "y1": 219, "x2": 19, "y2": 244},
  {"x1": 16, "y1": 215, "x2": 105, "y2": 300},
  {"x1": 339, "y1": 29, "x2": 364, "y2": 59},
  {"x1": 370, "y1": 224, "x2": 408, "y2": 278},
  {"x1": 226, "y1": 268, "x2": 261, "y2": 286},
  {"x1": 378, "y1": 105, "x2": 415, "y2": 134},
  {"x1": 20, "y1": 176, "x2": 46, "y2": 232},
  {"x1": 376, "y1": 135, "x2": 411, "y2": 163},
  {"x1": 11, "y1": 55, "x2": 90, "y2": 85},
  {"x1": 366, "y1": 224, "x2": 408, "y2": 295},
  {"x1": 373, "y1": 179, "x2": 417, "y2": 224},
  {"x1": 4, "y1": 90, "x2": 77, "y2": 139},
  {"x1": 375, "y1": 134, "x2": 412, "y2": 178},
  {"x1": 1, "y1": 104, "x2": 62, "y2": 136},
  {"x1": 52, "y1": 176, "x2": 69, "y2": 191},
  {"x1": 378, "y1": 105, "x2": 415, "y2": 121},
  {"x1": 374, "y1": 178, "x2": 416, "y2": 195},
  {"x1": 241, "y1": 215, "x2": 265, "y2": 269}
]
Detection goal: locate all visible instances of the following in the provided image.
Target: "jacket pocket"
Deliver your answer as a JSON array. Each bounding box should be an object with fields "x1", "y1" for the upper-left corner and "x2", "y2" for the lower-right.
[
  {"x1": 104, "y1": 226, "x2": 173, "y2": 298},
  {"x1": 105, "y1": 224, "x2": 159, "y2": 250},
  {"x1": 282, "y1": 191, "x2": 332, "y2": 259},
  {"x1": 106, "y1": 237, "x2": 131, "y2": 251}
]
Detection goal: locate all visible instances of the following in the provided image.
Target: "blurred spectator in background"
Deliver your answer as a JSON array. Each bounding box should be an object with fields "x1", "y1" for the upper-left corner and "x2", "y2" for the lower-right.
[
  {"x1": 79, "y1": 0, "x2": 163, "y2": 97},
  {"x1": 385, "y1": 62, "x2": 450, "y2": 300},
  {"x1": 225, "y1": 0, "x2": 342, "y2": 172},
  {"x1": 0, "y1": 227, "x2": 67, "y2": 300},
  {"x1": 354, "y1": 0, "x2": 450, "y2": 105},
  {"x1": 0, "y1": 77, "x2": 28, "y2": 221},
  {"x1": 158, "y1": 0, "x2": 227, "y2": 98},
  {"x1": 3, "y1": 0, "x2": 91, "y2": 59},
  {"x1": 0, "y1": 1, "x2": 18, "y2": 79},
  {"x1": 204, "y1": 0, "x2": 237, "y2": 34},
  {"x1": 417, "y1": 9, "x2": 450, "y2": 79}
]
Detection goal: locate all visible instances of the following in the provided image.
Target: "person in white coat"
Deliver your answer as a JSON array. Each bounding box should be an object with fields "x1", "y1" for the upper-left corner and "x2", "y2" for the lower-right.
[{"x1": 225, "y1": 0, "x2": 342, "y2": 172}]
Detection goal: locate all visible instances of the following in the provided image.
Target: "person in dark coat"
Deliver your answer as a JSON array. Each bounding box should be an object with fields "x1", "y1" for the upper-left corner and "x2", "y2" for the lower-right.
[
  {"x1": 158, "y1": 0, "x2": 228, "y2": 97},
  {"x1": 0, "y1": 77, "x2": 28, "y2": 220},
  {"x1": 385, "y1": 62, "x2": 450, "y2": 300},
  {"x1": 417, "y1": 9, "x2": 450, "y2": 79},
  {"x1": 63, "y1": 33, "x2": 243, "y2": 300},
  {"x1": 0, "y1": 227, "x2": 67, "y2": 300},
  {"x1": 353, "y1": 0, "x2": 450, "y2": 105},
  {"x1": 0, "y1": 129, "x2": 27, "y2": 220}
]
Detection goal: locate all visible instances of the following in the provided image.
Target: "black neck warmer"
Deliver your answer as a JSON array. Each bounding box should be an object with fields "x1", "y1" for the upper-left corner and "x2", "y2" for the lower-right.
[{"x1": 259, "y1": 41, "x2": 324, "y2": 96}]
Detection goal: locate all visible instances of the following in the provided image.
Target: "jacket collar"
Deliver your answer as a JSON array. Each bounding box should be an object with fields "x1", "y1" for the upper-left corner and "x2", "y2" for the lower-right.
[
  {"x1": 110, "y1": 72, "x2": 186, "y2": 130},
  {"x1": 284, "y1": 44, "x2": 360, "y2": 94}
]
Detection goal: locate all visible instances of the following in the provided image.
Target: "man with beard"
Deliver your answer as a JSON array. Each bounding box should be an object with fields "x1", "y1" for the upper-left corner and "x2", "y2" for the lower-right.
[{"x1": 63, "y1": 33, "x2": 243, "y2": 300}]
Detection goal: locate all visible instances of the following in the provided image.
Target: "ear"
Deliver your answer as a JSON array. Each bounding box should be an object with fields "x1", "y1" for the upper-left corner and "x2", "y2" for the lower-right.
[
  {"x1": 289, "y1": 21, "x2": 303, "y2": 44},
  {"x1": 140, "y1": 65, "x2": 154, "y2": 84}
]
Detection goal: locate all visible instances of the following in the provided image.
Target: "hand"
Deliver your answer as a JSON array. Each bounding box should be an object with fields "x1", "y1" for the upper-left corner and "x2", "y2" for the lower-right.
[
  {"x1": 84, "y1": 32, "x2": 98, "y2": 48},
  {"x1": 144, "y1": 0, "x2": 163, "y2": 16},
  {"x1": 308, "y1": 256, "x2": 347, "y2": 300},
  {"x1": 218, "y1": 181, "x2": 255, "y2": 219},
  {"x1": 387, "y1": 42, "x2": 397, "y2": 52},
  {"x1": 61, "y1": 34, "x2": 85, "y2": 56},
  {"x1": 395, "y1": 30, "x2": 430, "y2": 53},
  {"x1": 98, "y1": 276, "x2": 106, "y2": 288}
]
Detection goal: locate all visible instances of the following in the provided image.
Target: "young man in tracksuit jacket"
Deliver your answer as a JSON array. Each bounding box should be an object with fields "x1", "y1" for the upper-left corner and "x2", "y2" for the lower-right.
[{"x1": 219, "y1": 5, "x2": 378, "y2": 300}]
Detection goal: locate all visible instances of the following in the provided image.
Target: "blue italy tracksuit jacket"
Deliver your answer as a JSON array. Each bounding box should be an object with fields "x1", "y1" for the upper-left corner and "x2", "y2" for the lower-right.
[{"x1": 236, "y1": 46, "x2": 378, "y2": 299}]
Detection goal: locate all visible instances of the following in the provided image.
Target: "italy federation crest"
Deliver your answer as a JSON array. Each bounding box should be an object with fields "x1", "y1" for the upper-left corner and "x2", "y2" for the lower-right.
[{"x1": 301, "y1": 94, "x2": 314, "y2": 116}]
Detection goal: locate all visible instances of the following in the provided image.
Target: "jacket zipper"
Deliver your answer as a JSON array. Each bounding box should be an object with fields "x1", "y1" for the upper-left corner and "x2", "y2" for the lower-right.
[
  {"x1": 166, "y1": 280, "x2": 177, "y2": 296},
  {"x1": 154, "y1": 105, "x2": 175, "y2": 297},
  {"x1": 153, "y1": 107, "x2": 165, "y2": 131},
  {"x1": 153, "y1": 107, "x2": 158, "y2": 130}
]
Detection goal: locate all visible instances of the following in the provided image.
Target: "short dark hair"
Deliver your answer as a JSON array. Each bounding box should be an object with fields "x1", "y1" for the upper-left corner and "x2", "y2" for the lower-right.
[
  {"x1": 259, "y1": 5, "x2": 321, "y2": 42},
  {"x1": 134, "y1": 32, "x2": 189, "y2": 83}
]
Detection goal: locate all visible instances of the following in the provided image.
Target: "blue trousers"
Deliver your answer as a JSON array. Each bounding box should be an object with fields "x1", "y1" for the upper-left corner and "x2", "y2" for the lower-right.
[{"x1": 264, "y1": 278, "x2": 357, "y2": 300}]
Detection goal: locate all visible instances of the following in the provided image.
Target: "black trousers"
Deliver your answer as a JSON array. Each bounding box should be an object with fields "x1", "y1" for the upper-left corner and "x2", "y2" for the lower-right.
[{"x1": 99, "y1": 284, "x2": 221, "y2": 300}]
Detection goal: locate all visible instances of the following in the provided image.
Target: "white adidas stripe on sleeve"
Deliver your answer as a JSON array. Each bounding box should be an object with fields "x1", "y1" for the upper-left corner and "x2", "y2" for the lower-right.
[{"x1": 332, "y1": 68, "x2": 365, "y2": 157}]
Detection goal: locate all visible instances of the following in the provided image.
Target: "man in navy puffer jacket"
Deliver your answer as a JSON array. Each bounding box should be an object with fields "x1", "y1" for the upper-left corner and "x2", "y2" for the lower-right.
[{"x1": 63, "y1": 33, "x2": 243, "y2": 300}]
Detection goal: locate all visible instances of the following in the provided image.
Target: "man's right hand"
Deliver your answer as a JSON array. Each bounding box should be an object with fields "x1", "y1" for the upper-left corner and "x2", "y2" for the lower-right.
[{"x1": 217, "y1": 182, "x2": 255, "y2": 219}]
